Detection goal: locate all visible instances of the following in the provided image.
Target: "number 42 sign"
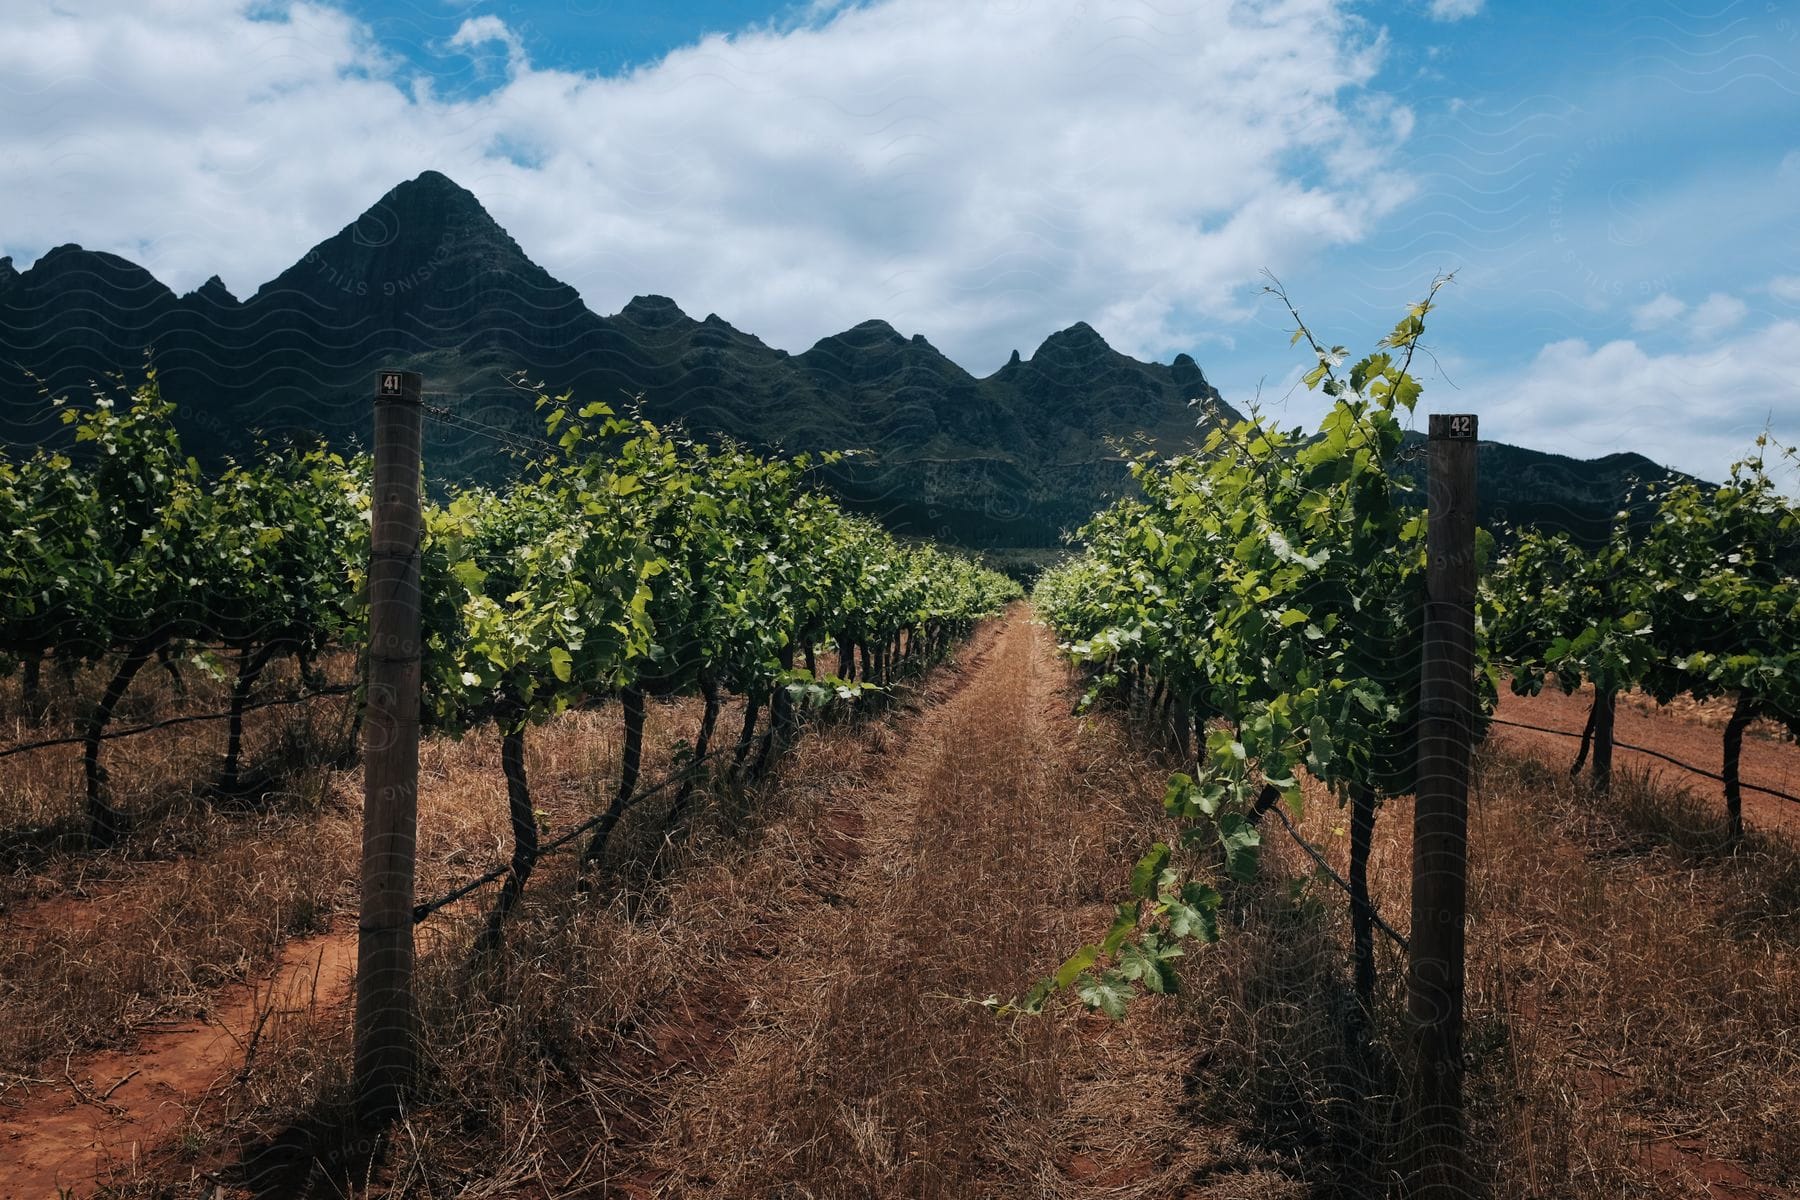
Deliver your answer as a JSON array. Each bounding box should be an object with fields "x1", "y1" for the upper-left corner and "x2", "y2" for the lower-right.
[{"x1": 1434, "y1": 413, "x2": 1477, "y2": 440}]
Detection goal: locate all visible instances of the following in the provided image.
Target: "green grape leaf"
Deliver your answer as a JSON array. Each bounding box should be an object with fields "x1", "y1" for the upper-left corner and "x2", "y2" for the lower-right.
[{"x1": 1130, "y1": 842, "x2": 1171, "y2": 899}]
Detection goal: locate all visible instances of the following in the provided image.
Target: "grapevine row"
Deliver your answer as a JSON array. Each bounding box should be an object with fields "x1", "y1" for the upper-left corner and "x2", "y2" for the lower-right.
[
  {"x1": 1486, "y1": 440, "x2": 1799, "y2": 840},
  {"x1": 0, "y1": 380, "x2": 1019, "y2": 894},
  {"x1": 1025, "y1": 280, "x2": 1476, "y2": 1016}
]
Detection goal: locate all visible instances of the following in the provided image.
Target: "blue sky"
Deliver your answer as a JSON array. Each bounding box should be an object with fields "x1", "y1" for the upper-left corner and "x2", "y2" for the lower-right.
[
  {"x1": 0, "y1": 0, "x2": 1795, "y2": 480},
  {"x1": 348, "y1": 1, "x2": 827, "y2": 78}
]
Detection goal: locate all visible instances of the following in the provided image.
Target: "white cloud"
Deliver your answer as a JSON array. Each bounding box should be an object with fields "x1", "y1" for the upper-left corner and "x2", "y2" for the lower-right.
[
  {"x1": 0, "y1": 0, "x2": 1414, "y2": 372},
  {"x1": 1465, "y1": 320, "x2": 1800, "y2": 481},
  {"x1": 1770, "y1": 276, "x2": 1800, "y2": 305},
  {"x1": 1629, "y1": 291, "x2": 1749, "y2": 340},
  {"x1": 448, "y1": 14, "x2": 526, "y2": 75},
  {"x1": 1688, "y1": 292, "x2": 1748, "y2": 340},
  {"x1": 1630, "y1": 293, "x2": 1686, "y2": 331},
  {"x1": 1427, "y1": 0, "x2": 1484, "y2": 20}
]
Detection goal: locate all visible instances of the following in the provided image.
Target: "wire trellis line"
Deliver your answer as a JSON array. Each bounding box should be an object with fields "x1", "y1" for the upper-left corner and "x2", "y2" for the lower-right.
[
  {"x1": 0, "y1": 685, "x2": 356, "y2": 760},
  {"x1": 421, "y1": 404, "x2": 557, "y2": 457}
]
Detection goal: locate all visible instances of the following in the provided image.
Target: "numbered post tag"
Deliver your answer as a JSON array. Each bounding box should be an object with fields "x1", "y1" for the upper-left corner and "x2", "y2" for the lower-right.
[{"x1": 1430, "y1": 413, "x2": 1477, "y2": 440}]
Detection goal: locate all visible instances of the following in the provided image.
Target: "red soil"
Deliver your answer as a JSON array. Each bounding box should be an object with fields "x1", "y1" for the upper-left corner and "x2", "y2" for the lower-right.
[
  {"x1": 0, "y1": 928, "x2": 355, "y2": 1198},
  {"x1": 1493, "y1": 686, "x2": 1800, "y2": 836}
]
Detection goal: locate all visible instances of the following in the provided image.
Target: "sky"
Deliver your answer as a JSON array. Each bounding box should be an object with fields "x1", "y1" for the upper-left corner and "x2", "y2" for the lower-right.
[{"x1": 0, "y1": 0, "x2": 1795, "y2": 481}]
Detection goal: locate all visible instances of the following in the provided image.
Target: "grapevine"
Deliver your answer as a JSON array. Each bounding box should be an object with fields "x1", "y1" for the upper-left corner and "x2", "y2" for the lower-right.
[{"x1": 1022, "y1": 277, "x2": 1496, "y2": 1017}]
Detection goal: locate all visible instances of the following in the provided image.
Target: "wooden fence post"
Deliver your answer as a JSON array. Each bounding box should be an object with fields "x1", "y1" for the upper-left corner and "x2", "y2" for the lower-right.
[
  {"x1": 356, "y1": 369, "x2": 424, "y2": 1125},
  {"x1": 1409, "y1": 412, "x2": 1478, "y2": 1196}
]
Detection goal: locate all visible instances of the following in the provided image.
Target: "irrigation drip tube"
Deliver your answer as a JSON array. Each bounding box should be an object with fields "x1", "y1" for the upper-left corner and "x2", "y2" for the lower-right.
[
  {"x1": 410, "y1": 652, "x2": 958, "y2": 925},
  {"x1": 1488, "y1": 716, "x2": 1800, "y2": 807},
  {"x1": 409, "y1": 737, "x2": 744, "y2": 924},
  {"x1": 1265, "y1": 801, "x2": 1410, "y2": 952}
]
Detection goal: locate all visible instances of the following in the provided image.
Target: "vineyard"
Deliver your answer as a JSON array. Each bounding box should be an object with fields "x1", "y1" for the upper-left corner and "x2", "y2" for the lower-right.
[
  {"x1": 1027, "y1": 282, "x2": 1799, "y2": 1021},
  {"x1": 3, "y1": 292, "x2": 1800, "y2": 1199}
]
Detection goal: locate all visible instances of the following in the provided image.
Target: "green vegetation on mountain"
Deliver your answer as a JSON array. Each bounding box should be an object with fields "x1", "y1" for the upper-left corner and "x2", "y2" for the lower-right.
[{"x1": 0, "y1": 171, "x2": 1687, "y2": 548}]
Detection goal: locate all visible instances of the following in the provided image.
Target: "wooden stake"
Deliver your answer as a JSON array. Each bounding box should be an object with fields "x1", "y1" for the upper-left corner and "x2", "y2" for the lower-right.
[
  {"x1": 355, "y1": 369, "x2": 423, "y2": 1126},
  {"x1": 1408, "y1": 412, "x2": 1477, "y2": 1197}
]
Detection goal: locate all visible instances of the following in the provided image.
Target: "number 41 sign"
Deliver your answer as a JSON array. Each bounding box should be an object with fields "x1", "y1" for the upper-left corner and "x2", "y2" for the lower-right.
[{"x1": 375, "y1": 370, "x2": 420, "y2": 401}]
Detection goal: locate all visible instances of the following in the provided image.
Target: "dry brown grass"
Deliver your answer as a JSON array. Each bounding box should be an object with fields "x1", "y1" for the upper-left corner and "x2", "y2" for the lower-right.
[
  {"x1": 22, "y1": 614, "x2": 1800, "y2": 1199},
  {"x1": 0, "y1": 666, "x2": 721, "y2": 1111},
  {"x1": 0, "y1": 808, "x2": 356, "y2": 1085},
  {"x1": 1463, "y1": 750, "x2": 1800, "y2": 1198},
  {"x1": 1, "y1": 674, "x2": 754, "y2": 1198},
  {"x1": 0, "y1": 656, "x2": 364, "y2": 1092},
  {"x1": 1060, "y1": 684, "x2": 1800, "y2": 1199},
  {"x1": 636, "y1": 614, "x2": 1150, "y2": 1199},
  {"x1": 1618, "y1": 688, "x2": 1796, "y2": 744}
]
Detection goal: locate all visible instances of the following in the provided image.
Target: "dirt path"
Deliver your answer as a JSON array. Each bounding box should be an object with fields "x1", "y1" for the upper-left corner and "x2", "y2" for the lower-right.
[
  {"x1": 0, "y1": 927, "x2": 356, "y2": 1198},
  {"x1": 624, "y1": 608, "x2": 1223, "y2": 1198},
  {"x1": 1493, "y1": 687, "x2": 1800, "y2": 836}
]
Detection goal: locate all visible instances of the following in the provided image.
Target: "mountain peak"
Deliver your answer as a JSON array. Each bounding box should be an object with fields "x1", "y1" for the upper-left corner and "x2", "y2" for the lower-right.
[
  {"x1": 371, "y1": 169, "x2": 491, "y2": 216},
  {"x1": 1169, "y1": 351, "x2": 1214, "y2": 399},
  {"x1": 618, "y1": 294, "x2": 691, "y2": 329},
  {"x1": 33, "y1": 243, "x2": 85, "y2": 265},
  {"x1": 252, "y1": 170, "x2": 563, "y2": 308},
  {"x1": 802, "y1": 319, "x2": 908, "y2": 357},
  {"x1": 353, "y1": 170, "x2": 506, "y2": 247},
  {"x1": 1035, "y1": 321, "x2": 1111, "y2": 357},
  {"x1": 16, "y1": 244, "x2": 175, "y2": 306},
  {"x1": 187, "y1": 274, "x2": 238, "y2": 305},
  {"x1": 32, "y1": 243, "x2": 131, "y2": 272},
  {"x1": 404, "y1": 169, "x2": 466, "y2": 195}
]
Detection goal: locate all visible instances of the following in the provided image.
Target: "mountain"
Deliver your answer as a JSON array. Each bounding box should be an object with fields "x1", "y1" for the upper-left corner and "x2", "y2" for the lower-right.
[
  {"x1": 1393, "y1": 434, "x2": 1690, "y2": 544},
  {"x1": 0, "y1": 171, "x2": 1687, "y2": 548},
  {"x1": 0, "y1": 245, "x2": 179, "y2": 436}
]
